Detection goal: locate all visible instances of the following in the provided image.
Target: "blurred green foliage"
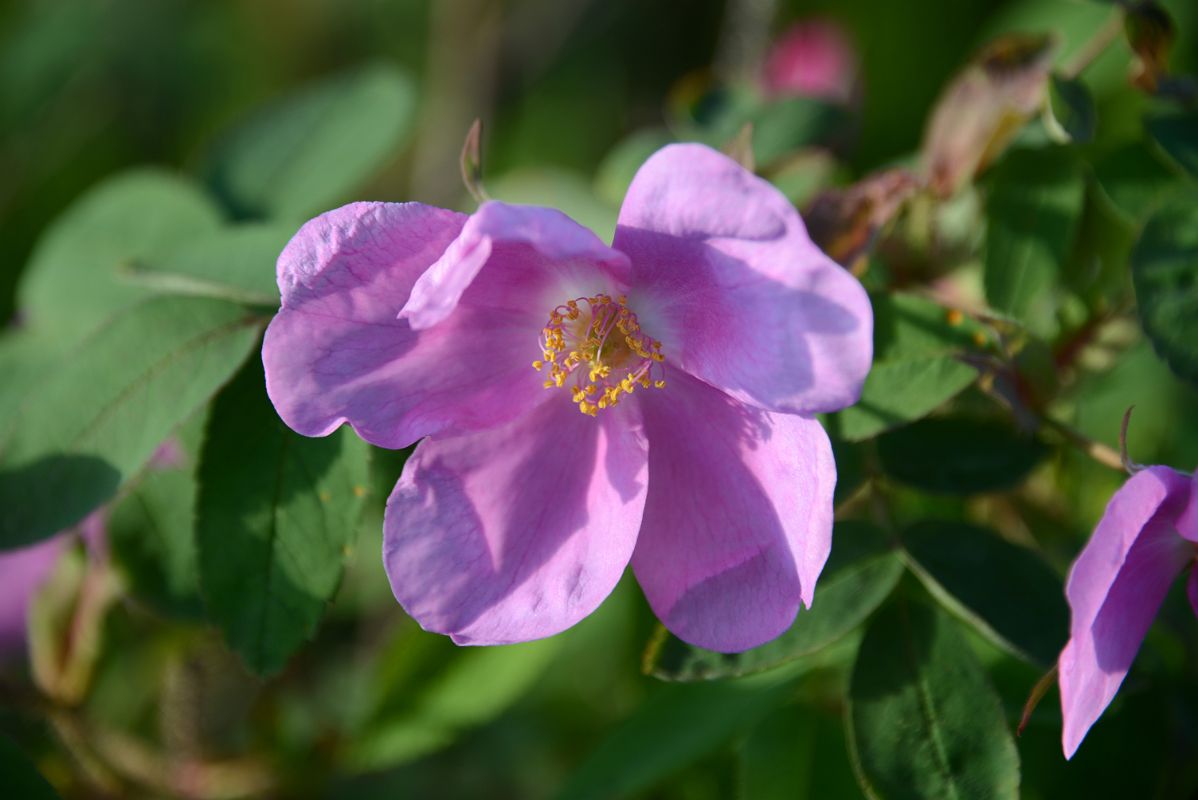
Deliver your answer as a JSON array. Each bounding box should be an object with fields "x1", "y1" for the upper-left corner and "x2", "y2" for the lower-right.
[{"x1": 2, "y1": 0, "x2": 1198, "y2": 798}]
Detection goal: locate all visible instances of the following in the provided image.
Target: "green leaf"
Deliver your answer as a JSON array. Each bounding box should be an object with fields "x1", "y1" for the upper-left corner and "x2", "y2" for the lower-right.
[
  {"x1": 121, "y1": 224, "x2": 293, "y2": 306},
  {"x1": 107, "y1": 412, "x2": 206, "y2": 619},
  {"x1": 0, "y1": 296, "x2": 262, "y2": 549},
  {"x1": 848, "y1": 595, "x2": 1020, "y2": 800},
  {"x1": 983, "y1": 146, "x2": 1085, "y2": 332},
  {"x1": 831, "y1": 436, "x2": 870, "y2": 507},
  {"x1": 0, "y1": 737, "x2": 61, "y2": 800},
  {"x1": 17, "y1": 170, "x2": 223, "y2": 348},
  {"x1": 346, "y1": 637, "x2": 560, "y2": 771},
  {"x1": 1093, "y1": 141, "x2": 1184, "y2": 226},
  {"x1": 877, "y1": 416, "x2": 1047, "y2": 494},
  {"x1": 1131, "y1": 189, "x2": 1198, "y2": 387},
  {"x1": 837, "y1": 293, "x2": 985, "y2": 441},
  {"x1": 901, "y1": 521, "x2": 1068, "y2": 666},
  {"x1": 645, "y1": 522, "x2": 901, "y2": 681},
  {"x1": 1146, "y1": 110, "x2": 1198, "y2": 178},
  {"x1": 1046, "y1": 74, "x2": 1095, "y2": 144},
  {"x1": 750, "y1": 98, "x2": 850, "y2": 165},
  {"x1": 196, "y1": 359, "x2": 369, "y2": 675},
  {"x1": 205, "y1": 63, "x2": 417, "y2": 220},
  {"x1": 739, "y1": 706, "x2": 861, "y2": 800},
  {"x1": 556, "y1": 655, "x2": 828, "y2": 800}
]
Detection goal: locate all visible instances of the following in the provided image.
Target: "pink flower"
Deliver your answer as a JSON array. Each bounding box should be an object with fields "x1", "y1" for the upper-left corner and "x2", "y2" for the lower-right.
[
  {"x1": 761, "y1": 20, "x2": 859, "y2": 105},
  {"x1": 1059, "y1": 465, "x2": 1198, "y2": 758},
  {"x1": 262, "y1": 144, "x2": 872, "y2": 652}
]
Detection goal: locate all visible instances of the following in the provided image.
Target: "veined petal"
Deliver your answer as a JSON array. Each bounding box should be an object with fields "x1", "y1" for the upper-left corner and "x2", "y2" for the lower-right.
[
  {"x1": 383, "y1": 399, "x2": 648, "y2": 645},
  {"x1": 631, "y1": 368, "x2": 835, "y2": 652},
  {"x1": 1177, "y1": 471, "x2": 1198, "y2": 542},
  {"x1": 613, "y1": 143, "x2": 872, "y2": 415},
  {"x1": 1059, "y1": 466, "x2": 1193, "y2": 759},
  {"x1": 401, "y1": 201, "x2": 632, "y2": 331},
  {"x1": 263, "y1": 202, "x2": 551, "y2": 449}
]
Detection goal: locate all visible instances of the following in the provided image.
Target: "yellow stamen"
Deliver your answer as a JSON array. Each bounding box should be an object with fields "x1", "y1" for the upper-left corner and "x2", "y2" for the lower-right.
[{"x1": 534, "y1": 292, "x2": 667, "y2": 416}]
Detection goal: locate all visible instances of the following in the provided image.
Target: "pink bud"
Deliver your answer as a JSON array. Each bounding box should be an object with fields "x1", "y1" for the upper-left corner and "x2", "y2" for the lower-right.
[{"x1": 762, "y1": 20, "x2": 859, "y2": 104}]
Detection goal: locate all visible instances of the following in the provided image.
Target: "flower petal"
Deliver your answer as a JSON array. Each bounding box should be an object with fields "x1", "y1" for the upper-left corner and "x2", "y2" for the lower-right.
[
  {"x1": 0, "y1": 536, "x2": 65, "y2": 654},
  {"x1": 1177, "y1": 471, "x2": 1198, "y2": 542},
  {"x1": 614, "y1": 143, "x2": 872, "y2": 415},
  {"x1": 383, "y1": 398, "x2": 648, "y2": 645},
  {"x1": 630, "y1": 368, "x2": 835, "y2": 652},
  {"x1": 263, "y1": 202, "x2": 553, "y2": 448},
  {"x1": 401, "y1": 201, "x2": 632, "y2": 330},
  {"x1": 1059, "y1": 465, "x2": 1193, "y2": 759}
]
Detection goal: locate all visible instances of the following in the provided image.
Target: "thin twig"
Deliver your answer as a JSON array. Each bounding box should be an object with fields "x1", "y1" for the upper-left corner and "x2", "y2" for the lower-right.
[
  {"x1": 1062, "y1": 10, "x2": 1125, "y2": 80},
  {"x1": 1041, "y1": 416, "x2": 1124, "y2": 471}
]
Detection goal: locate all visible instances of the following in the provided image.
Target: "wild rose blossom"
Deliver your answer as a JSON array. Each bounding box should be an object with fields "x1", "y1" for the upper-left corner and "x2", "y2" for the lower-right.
[
  {"x1": 262, "y1": 144, "x2": 872, "y2": 652},
  {"x1": 761, "y1": 20, "x2": 859, "y2": 105},
  {"x1": 1059, "y1": 465, "x2": 1198, "y2": 757}
]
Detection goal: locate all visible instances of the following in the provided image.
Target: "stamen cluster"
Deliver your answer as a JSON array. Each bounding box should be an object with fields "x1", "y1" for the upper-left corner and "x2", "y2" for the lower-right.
[{"x1": 533, "y1": 294, "x2": 665, "y2": 416}]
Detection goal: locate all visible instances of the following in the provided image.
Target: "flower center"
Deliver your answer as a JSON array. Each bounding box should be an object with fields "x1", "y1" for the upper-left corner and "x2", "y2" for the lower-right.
[{"x1": 533, "y1": 293, "x2": 666, "y2": 416}]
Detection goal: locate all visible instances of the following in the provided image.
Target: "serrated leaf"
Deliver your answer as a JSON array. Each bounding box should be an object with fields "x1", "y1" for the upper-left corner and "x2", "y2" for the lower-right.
[
  {"x1": 1131, "y1": 189, "x2": 1198, "y2": 387},
  {"x1": 0, "y1": 296, "x2": 262, "y2": 549},
  {"x1": 107, "y1": 413, "x2": 206, "y2": 619},
  {"x1": 849, "y1": 595, "x2": 1019, "y2": 800},
  {"x1": 122, "y1": 224, "x2": 292, "y2": 306},
  {"x1": 205, "y1": 63, "x2": 416, "y2": 220},
  {"x1": 196, "y1": 360, "x2": 369, "y2": 675},
  {"x1": 17, "y1": 170, "x2": 223, "y2": 348},
  {"x1": 837, "y1": 293, "x2": 984, "y2": 441},
  {"x1": 984, "y1": 146, "x2": 1085, "y2": 333},
  {"x1": 645, "y1": 522, "x2": 901, "y2": 681},
  {"x1": 877, "y1": 415, "x2": 1047, "y2": 494},
  {"x1": 0, "y1": 736, "x2": 61, "y2": 800},
  {"x1": 901, "y1": 521, "x2": 1068, "y2": 666}
]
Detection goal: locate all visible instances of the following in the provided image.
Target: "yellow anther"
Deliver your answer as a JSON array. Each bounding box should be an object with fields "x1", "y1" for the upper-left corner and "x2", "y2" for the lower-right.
[{"x1": 534, "y1": 292, "x2": 667, "y2": 415}]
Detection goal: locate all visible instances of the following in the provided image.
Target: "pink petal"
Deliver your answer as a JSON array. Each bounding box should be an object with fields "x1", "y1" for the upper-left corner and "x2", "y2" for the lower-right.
[
  {"x1": 1177, "y1": 471, "x2": 1198, "y2": 542},
  {"x1": 614, "y1": 143, "x2": 872, "y2": 415},
  {"x1": 263, "y1": 202, "x2": 551, "y2": 448},
  {"x1": 0, "y1": 508, "x2": 106, "y2": 655},
  {"x1": 401, "y1": 201, "x2": 632, "y2": 330},
  {"x1": 1059, "y1": 466, "x2": 1194, "y2": 759},
  {"x1": 630, "y1": 368, "x2": 835, "y2": 653},
  {"x1": 383, "y1": 399, "x2": 648, "y2": 645},
  {"x1": 0, "y1": 536, "x2": 65, "y2": 654}
]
